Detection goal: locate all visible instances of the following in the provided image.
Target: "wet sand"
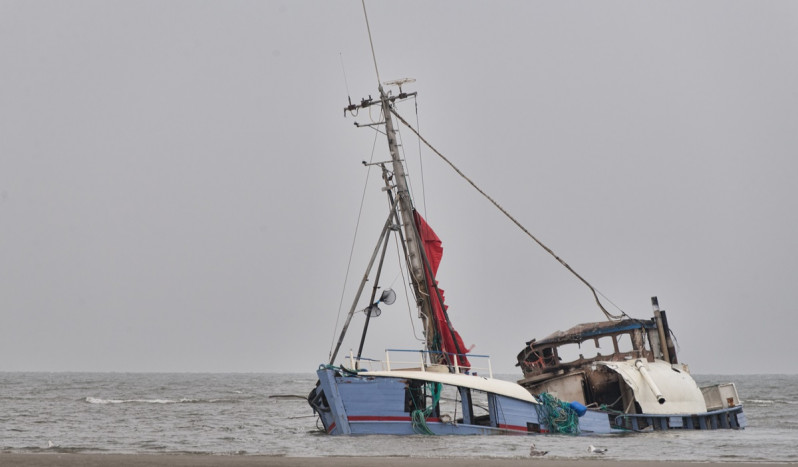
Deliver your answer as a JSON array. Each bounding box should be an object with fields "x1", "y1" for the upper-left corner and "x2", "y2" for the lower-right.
[{"x1": 0, "y1": 455, "x2": 792, "y2": 467}]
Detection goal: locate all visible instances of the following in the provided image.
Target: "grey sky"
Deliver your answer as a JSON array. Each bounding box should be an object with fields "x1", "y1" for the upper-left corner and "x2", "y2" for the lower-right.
[{"x1": 2, "y1": 1, "x2": 796, "y2": 374}]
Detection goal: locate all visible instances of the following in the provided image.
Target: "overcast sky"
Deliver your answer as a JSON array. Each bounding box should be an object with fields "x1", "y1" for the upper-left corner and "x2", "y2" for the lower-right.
[{"x1": 2, "y1": 1, "x2": 796, "y2": 375}]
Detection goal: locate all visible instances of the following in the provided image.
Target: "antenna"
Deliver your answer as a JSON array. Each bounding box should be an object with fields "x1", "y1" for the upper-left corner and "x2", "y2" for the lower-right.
[
  {"x1": 340, "y1": 53, "x2": 354, "y2": 111},
  {"x1": 361, "y1": 0, "x2": 381, "y2": 86}
]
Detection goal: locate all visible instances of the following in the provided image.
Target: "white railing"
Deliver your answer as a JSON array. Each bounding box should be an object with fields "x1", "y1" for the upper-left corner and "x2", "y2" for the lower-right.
[{"x1": 349, "y1": 349, "x2": 494, "y2": 378}]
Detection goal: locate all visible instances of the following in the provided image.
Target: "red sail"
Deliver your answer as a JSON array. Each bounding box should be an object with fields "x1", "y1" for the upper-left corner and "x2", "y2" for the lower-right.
[{"x1": 413, "y1": 211, "x2": 471, "y2": 369}]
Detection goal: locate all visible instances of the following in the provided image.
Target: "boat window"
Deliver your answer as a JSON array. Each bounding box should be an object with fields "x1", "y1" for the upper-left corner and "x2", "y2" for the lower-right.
[
  {"x1": 542, "y1": 347, "x2": 557, "y2": 366},
  {"x1": 404, "y1": 380, "x2": 426, "y2": 412},
  {"x1": 575, "y1": 337, "x2": 611, "y2": 359},
  {"x1": 471, "y1": 389, "x2": 491, "y2": 426},
  {"x1": 555, "y1": 343, "x2": 583, "y2": 363},
  {"x1": 595, "y1": 337, "x2": 614, "y2": 357},
  {"x1": 436, "y1": 384, "x2": 459, "y2": 421},
  {"x1": 471, "y1": 390, "x2": 489, "y2": 415},
  {"x1": 616, "y1": 333, "x2": 634, "y2": 354}
]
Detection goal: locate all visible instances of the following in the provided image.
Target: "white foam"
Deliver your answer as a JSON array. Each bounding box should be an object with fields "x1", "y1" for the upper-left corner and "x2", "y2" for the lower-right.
[
  {"x1": 747, "y1": 399, "x2": 774, "y2": 405},
  {"x1": 85, "y1": 397, "x2": 179, "y2": 404}
]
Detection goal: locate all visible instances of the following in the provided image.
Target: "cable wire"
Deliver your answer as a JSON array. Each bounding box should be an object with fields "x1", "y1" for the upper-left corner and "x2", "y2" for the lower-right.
[
  {"x1": 328, "y1": 131, "x2": 381, "y2": 359},
  {"x1": 390, "y1": 108, "x2": 627, "y2": 321},
  {"x1": 414, "y1": 97, "x2": 428, "y2": 218}
]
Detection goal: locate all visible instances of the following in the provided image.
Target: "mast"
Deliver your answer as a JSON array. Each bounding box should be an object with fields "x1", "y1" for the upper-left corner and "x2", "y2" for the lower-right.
[
  {"x1": 344, "y1": 83, "x2": 449, "y2": 364},
  {"x1": 340, "y1": 3, "x2": 467, "y2": 369},
  {"x1": 376, "y1": 85, "x2": 439, "y2": 358}
]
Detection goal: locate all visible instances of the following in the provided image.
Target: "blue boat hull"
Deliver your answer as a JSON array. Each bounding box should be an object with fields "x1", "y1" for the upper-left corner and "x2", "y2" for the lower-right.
[
  {"x1": 308, "y1": 368, "x2": 621, "y2": 435},
  {"x1": 613, "y1": 406, "x2": 746, "y2": 431}
]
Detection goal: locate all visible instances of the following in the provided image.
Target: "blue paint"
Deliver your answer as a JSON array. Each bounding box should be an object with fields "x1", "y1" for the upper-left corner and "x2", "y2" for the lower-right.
[
  {"x1": 317, "y1": 369, "x2": 351, "y2": 434},
  {"x1": 311, "y1": 368, "x2": 621, "y2": 435},
  {"x1": 310, "y1": 367, "x2": 742, "y2": 435},
  {"x1": 613, "y1": 405, "x2": 746, "y2": 431}
]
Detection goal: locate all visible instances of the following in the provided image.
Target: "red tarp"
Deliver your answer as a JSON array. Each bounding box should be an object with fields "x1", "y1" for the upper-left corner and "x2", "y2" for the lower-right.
[{"x1": 413, "y1": 211, "x2": 471, "y2": 369}]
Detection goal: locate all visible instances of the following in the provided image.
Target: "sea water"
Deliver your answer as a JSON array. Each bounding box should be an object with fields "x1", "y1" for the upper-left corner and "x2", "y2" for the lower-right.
[{"x1": 1, "y1": 372, "x2": 796, "y2": 462}]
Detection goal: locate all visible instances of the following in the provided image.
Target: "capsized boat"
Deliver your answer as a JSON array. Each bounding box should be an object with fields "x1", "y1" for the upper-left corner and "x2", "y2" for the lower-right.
[
  {"x1": 516, "y1": 297, "x2": 746, "y2": 431},
  {"x1": 307, "y1": 80, "x2": 622, "y2": 435},
  {"x1": 307, "y1": 79, "x2": 745, "y2": 435},
  {"x1": 307, "y1": 79, "x2": 745, "y2": 433},
  {"x1": 309, "y1": 4, "x2": 743, "y2": 436}
]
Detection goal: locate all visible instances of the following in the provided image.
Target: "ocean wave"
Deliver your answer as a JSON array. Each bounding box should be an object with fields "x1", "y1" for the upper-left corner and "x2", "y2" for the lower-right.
[
  {"x1": 747, "y1": 399, "x2": 775, "y2": 405},
  {"x1": 84, "y1": 397, "x2": 235, "y2": 405},
  {"x1": 745, "y1": 399, "x2": 798, "y2": 406},
  {"x1": 6, "y1": 372, "x2": 793, "y2": 461},
  {"x1": 14, "y1": 445, "x2": 108, "y2": 454},
  {"x1": 84, "y1": 397, "x2": 214, "y2": 405},
  {"x1": 85, "y1": 397, "x2": 175, "y2": 404}
]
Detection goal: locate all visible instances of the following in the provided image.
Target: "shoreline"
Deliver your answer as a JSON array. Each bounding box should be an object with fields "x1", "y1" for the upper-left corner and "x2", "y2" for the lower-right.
[{"x1": 1, "y1": 454, "x2": 794, "y2": 467}]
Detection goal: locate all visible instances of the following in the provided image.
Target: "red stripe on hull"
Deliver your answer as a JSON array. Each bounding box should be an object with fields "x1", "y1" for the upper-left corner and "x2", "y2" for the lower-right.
[
  {"x1": 497, "y1": 423, "x2": 529, "y2": 433},
  {"x1": 348, "y1": 415, "x2": 442, "y2": 423},
  {"x1": 330, "y1": 416, "x2": 532, "y2": 434}
]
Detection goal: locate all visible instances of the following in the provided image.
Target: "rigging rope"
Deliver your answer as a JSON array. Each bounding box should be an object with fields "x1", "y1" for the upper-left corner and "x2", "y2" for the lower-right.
[
  {"x1": 414, "y1": 97, "x2": 428, "y2": 218},
  {"x1": 394, "y1": 233, "x2": 424, "y2": 342},
  {"x1": 328, "y1": 131, "x2": 381, "y2": 360},
  {"x1": 393, "y1": 119, "x2": 420, "y2": 213},
  {"x1": 389, "y1": 108, "x2": 627, "y2": 321}
]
